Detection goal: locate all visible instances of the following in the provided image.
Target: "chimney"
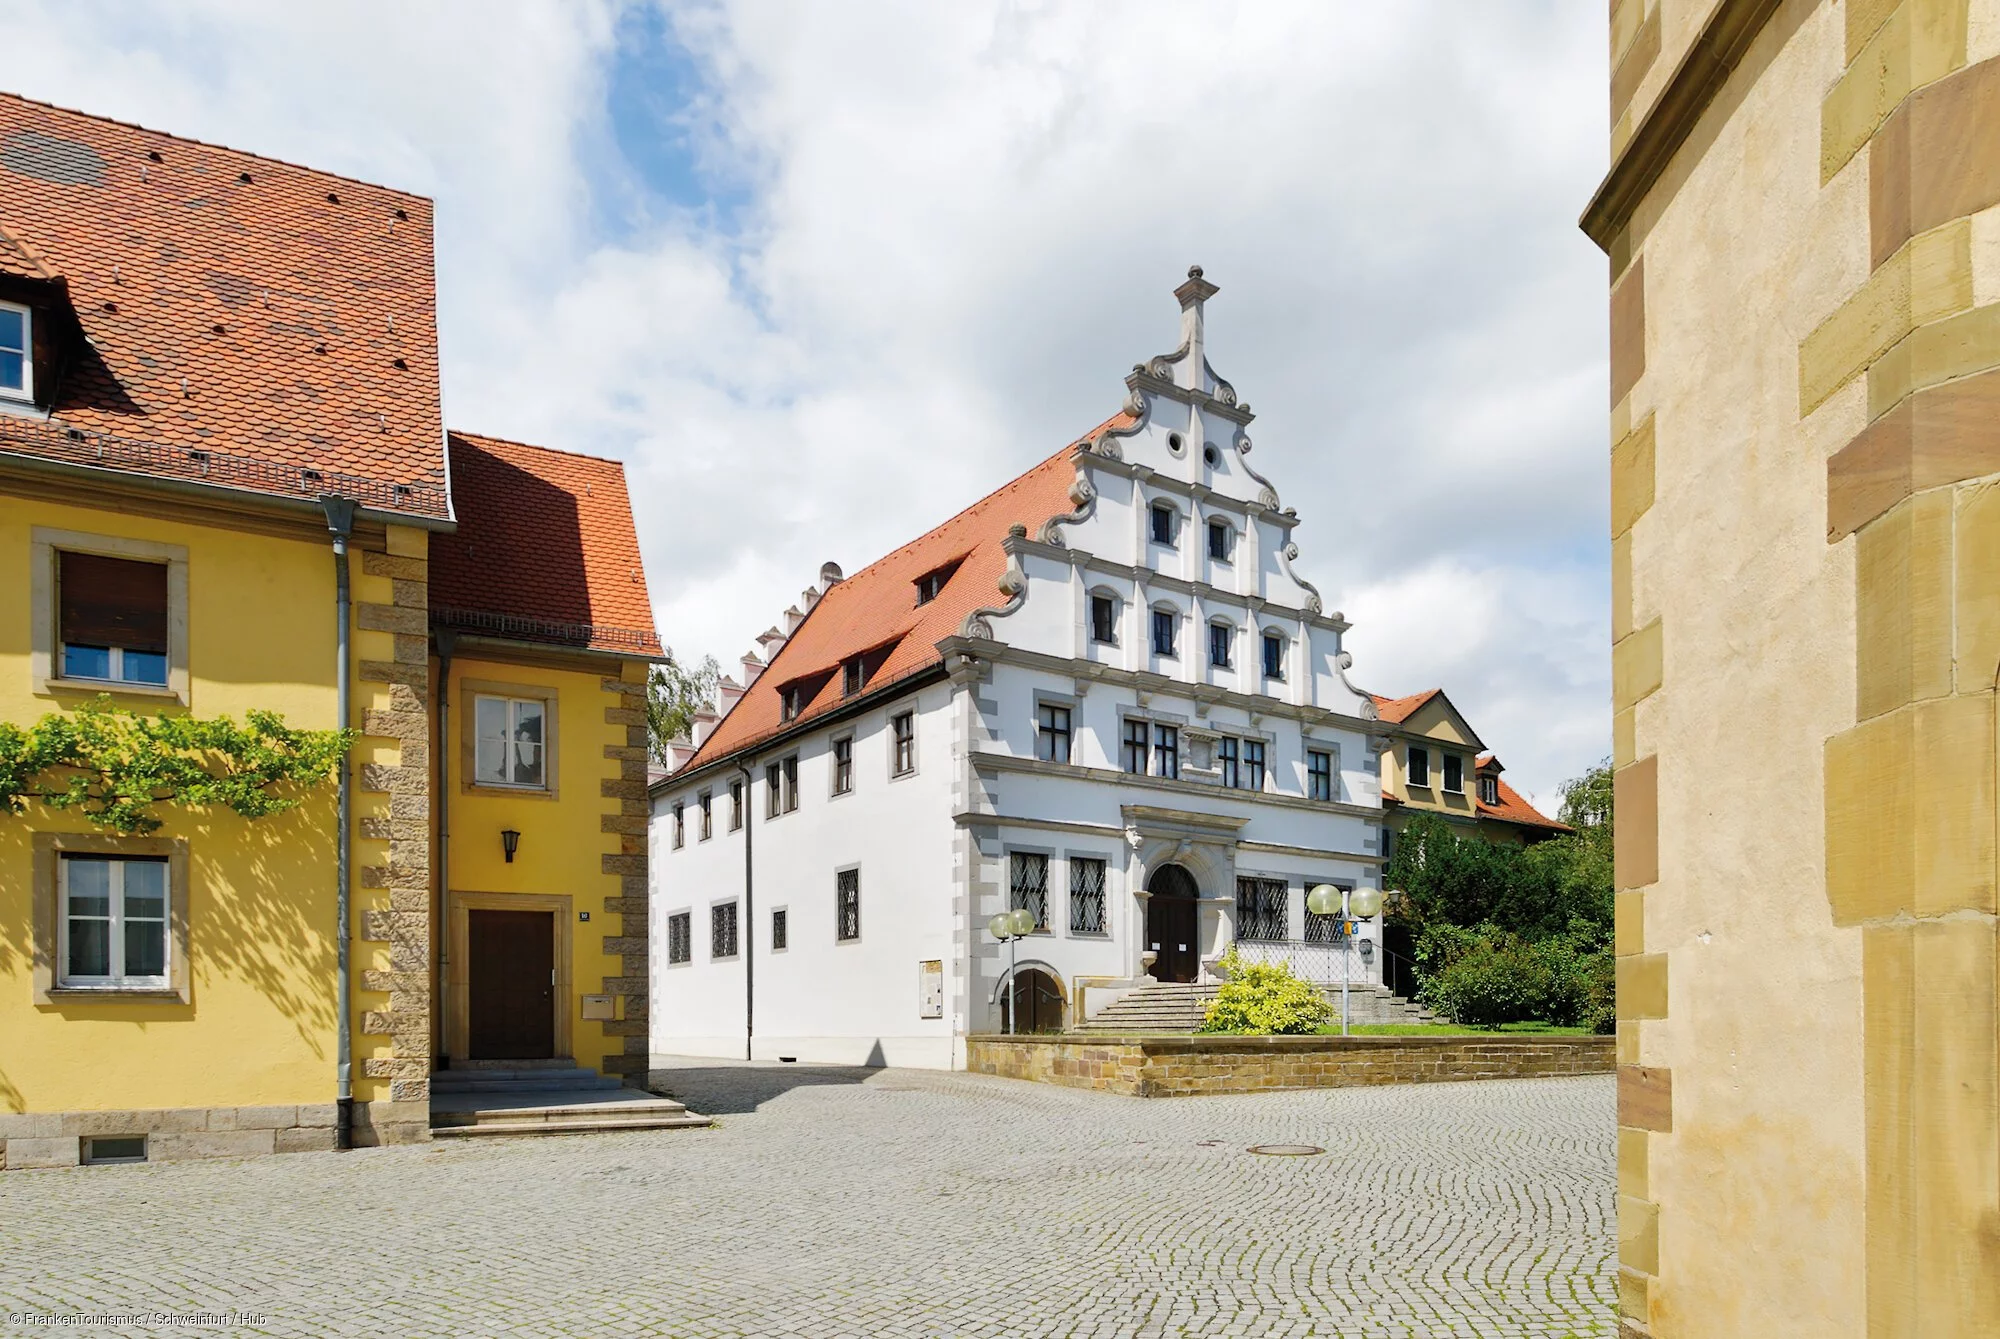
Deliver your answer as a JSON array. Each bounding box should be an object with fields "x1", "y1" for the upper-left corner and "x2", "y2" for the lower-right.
[
  {"x1": 802, "y1": 586, "x2": 821, "y2": 612},
  {"x1": 818, "y1": 561, "x2": 844, "y2": 594},
  {"x1": 729, "y1": 657, "x2": 757, "y2": 696},
  {"x1": 755, "y1": 625, "x2": 787, "y2": 661},
  {"x1": 690, "y1": 705, "x2": 720, "y2": 748},
  {"x1": 782, "y1": 604, "x2": 805, "y2": 634}
]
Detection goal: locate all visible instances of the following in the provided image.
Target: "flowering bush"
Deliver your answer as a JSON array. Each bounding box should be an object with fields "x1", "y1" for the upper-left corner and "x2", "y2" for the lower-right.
[{"x1": 1198, "y1": 949, "x2": 1335, "y2": 1035}]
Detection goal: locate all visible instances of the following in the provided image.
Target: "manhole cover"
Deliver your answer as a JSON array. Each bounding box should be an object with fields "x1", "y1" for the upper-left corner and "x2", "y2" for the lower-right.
[{"x1": 1246, "y1": 1144, "x2": 1325, "y2": 1157}]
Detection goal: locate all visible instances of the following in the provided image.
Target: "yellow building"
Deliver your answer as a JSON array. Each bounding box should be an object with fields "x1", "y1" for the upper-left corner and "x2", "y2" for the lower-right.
[
  {"x1": 0, "y1": 95, "x2": 658, "y2": 1168},
  {"x1": 1589, "y1": 2, "x2": 2000, "y2": 1333},
  {"x1": 1369, "y1": 689, "x2": 1570, "y2": 850}
]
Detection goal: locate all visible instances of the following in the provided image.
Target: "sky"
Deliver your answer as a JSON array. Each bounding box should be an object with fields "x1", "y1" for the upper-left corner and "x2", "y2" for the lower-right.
[{"x1": 6, "y1": 0, "x2": 1611, "y2": 810}]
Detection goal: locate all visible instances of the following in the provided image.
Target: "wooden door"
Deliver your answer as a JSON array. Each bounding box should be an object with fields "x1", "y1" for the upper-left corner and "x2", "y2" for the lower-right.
[
  {"x1": 1144, "y1": 864, "x2": 1202, "y2": 984},
  {"x1": 467, "y1": 909, "x2": 556, "y2": 1059}
]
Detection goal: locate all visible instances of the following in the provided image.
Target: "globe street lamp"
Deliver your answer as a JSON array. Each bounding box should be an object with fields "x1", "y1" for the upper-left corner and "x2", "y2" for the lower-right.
[
  {"x1": 1307, "y1": 884, "x2": 1385, "y2": 1035},
  {"x1": 987, "y1": 906, "x2": 1038, "y2": 1034}
]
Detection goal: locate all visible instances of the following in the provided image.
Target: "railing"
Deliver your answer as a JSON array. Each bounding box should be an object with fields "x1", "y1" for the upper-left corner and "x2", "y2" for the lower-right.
[{"x1": 1231, "y1": 936, "x2": 1383, "y2": 987}]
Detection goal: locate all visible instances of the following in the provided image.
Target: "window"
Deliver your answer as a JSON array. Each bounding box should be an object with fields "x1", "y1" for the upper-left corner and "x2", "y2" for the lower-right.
[
  {"x1": 780, "y1": 684, "x2": 805, "y2": 722},
  {"x1": 843, "y1": 658, "x2": 864, "y2": 696},
  {"x1": 58, "y1": 551, "x2": 170, "y2": 687},
  {"x1": 1304, "y1": 885, "x2": 1351, "y2": 944},
  {"x1": 1408, "y1": 746, "x2": 1431, "y2": 788},
  {"x1": 61, "y1": 855, "x2": 169, "y2": 987},
  {"x1": 836, "y1": 868, "x2": 861, "y2": 941},
  {"x1": 0, "y1": 300, "x2": 29, "y2": 400},
  {"x1": 1036, "y1": 704, "x2": 1072, "y2": 763},
  {"x1": 832, "y1": 736, "x2": 853, "y2": 795},
  {"x1": 1262, "y1": 631, "x2": 1284, "y2": 680},
  {"x1": 1154, "y1": 724, "x2": 1180, "y2": 780},
  {"x1": 766, "y1": 762, "x2": 783, "y2": 818},
  {"x1": 711, "y1": 901, "x2": 739, "y2": 959},
  {"x1": 729, "y1": 779, "x2": 744, "y2": 831},
  {"x1": 698, "y1": 791, "x2": 713, "y2": 840},
  {"x1": 1218, "y1": 737, "x2": 1240, "y2": 788},
  {"x1": 1307, "y1": 749, "x2": 1333, "y2": 802},
  {"x1": 1151, "y1": 608, "x2": 1177, "y2": 658},
  {"x1": 1207, "y1": 519, "x2": 1232, "y2": 562},
  {"x1": 915, "y1": 562, "x2": 959, "y2": 605},
  {"x1": 1121, "y1": 718, "x2": 1149, "y2": 775},
  {"x1": 1443, "y1": 754, "x2": 1464, "y2": 794},
  {"x1": 1069, "y1": 857, "x2": 1107, "y2": 934},
  {"x1": 667, "y1": 912, "x2": 692, "y2": 964},
  {"x1": 783, "y1": 755, "x2": 799, "y2": 812},
  {"x1": 1150, "y1": 503, "x2": 1177, "y2": 547},
  {"x1": 892, "y1": 712, "x2": 916, "y2": 776},
  {"x1": 1479, "y1": 774, "x2": 1499, "y2": 805},
  {"x1": 1235, "y1": 877, "x2": 1288, "y2": 943},
  {"x1": 1242, "y1": 739, "x2": 1266, "y2": 791},
  {"x1": 1010, "y1": 853, "x2": 1049, "y2": 932},
  {"x1": 671, "y1": 802, "x2": 685, "y2": 849},
  {"x1": 474, "y1": 694, "x2": 546, "y2": 788},
  {"x1": 1208, "y1": 622, "x2": 1233, "y2": 669},
  {"x1": 1090, "y1": 594, "x2": 1118, "y2": 644},
  {"x1": 772, "y1": 907, "x2": 788, "y2": 952}
]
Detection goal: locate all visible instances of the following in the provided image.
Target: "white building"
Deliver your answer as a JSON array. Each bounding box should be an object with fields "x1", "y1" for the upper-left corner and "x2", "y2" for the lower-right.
[{"x1": 650, "y1": 269, "x2": 1387, "y2": 1068}]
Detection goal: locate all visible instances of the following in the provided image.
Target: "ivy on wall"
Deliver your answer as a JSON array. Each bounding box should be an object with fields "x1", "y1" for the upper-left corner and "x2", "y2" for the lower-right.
[{"x1": 0, "y1": 697, "x2": 352, "y2": 834}]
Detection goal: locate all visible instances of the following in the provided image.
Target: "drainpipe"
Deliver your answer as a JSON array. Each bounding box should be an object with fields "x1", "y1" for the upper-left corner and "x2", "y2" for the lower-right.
[
  {"x1": 738, "y1": 759, "x2": 756, "y2": 1062},
  {"x1": 318, "y1": 496, "x2": 357, "y2": 1151},
  {"x1": 434, "y1": 629, "x2": 455, "y2": 1069}
]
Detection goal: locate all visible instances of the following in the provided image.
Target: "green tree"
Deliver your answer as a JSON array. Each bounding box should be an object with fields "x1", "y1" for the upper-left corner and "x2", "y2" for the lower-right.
[{"x1": 647, "y1": 653, "x2": 721, "y2": 768}]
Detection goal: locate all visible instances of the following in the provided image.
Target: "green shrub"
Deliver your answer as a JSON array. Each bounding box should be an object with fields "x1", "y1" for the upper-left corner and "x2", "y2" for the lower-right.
[
  {"x1": 1199, "y1": 949, "x2": 1334, "y2": 1035},
  {"x1": 1415, "y1": 925, "x2": 1615, "y2": 1031}
]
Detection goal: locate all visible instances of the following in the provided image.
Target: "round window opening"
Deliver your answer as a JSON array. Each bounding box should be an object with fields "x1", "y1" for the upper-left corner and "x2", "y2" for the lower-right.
[
  {"x1": 1167, "y1": 431, "x2": 1185, "y2": 454},
  {"x1": 1203, "y1": 443, "x2": 1221, "y2": 467}
]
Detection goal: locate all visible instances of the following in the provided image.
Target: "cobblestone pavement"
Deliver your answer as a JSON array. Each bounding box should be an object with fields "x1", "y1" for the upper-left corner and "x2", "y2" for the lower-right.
[{"x1": 1, "y1": 1064, "x2": 1615, "y2": 1338}]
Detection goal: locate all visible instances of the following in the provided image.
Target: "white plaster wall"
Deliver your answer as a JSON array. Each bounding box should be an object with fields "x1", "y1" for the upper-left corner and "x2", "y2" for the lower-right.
[{"x1": 650, "y1": 680, "x2": 960, "y2": 1067}]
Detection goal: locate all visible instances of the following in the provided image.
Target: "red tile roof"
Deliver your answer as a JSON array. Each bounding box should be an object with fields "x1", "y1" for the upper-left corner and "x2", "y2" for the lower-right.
[
  {"x1": 1473, "y1": 753, "x2": 1570, "y2": 832},
  {"x1": 0, "y1": 93, "x2": 448, "y2": 517},
  {"x1": 428, "y1": 431, "x2": 660, "y2": 657},
  {"x1": 1369, "y1": 689, "x2": 1442, "y2": 723},
  {"x1": 683, "y1": 426, "x2": 1112, "y2": 771}
]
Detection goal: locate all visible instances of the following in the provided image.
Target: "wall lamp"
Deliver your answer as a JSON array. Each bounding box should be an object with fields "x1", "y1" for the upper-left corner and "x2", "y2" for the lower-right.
[{"x1": 501, "y1": 828, "x2": 521, "y2": 864}]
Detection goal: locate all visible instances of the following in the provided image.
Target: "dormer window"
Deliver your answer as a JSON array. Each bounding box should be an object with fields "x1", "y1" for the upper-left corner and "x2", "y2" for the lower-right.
[
  {"x1": 780, "y1": 684, "x2": 805, "y2": 721},
  {"x1": 843, "y1": 657, "x2": 864, "y2": 696},
  {"x1": 0, "y1": 301, "x2": 31, "y2": 401},
  {"x1": 914, "y1": 560, "x2": 961, "y2": 605},
  {"x1": 1149, "y1": 503, "x2": 1177, "y2": 547},
  {"x1": 1479, "y1": 775, "x2": 1499, "y2": 805}
]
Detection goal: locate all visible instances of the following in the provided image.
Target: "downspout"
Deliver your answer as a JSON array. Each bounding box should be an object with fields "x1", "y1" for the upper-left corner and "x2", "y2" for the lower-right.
[
  {"x1": 434, "y1": 629, "x2": 455, "y2": 1069},
  {"x1": 318, "y1": 496, "x2": 357, "y2": 1151},
  {"x1": 738, "y1": 758, "x2": 756, "y2": 1062}
]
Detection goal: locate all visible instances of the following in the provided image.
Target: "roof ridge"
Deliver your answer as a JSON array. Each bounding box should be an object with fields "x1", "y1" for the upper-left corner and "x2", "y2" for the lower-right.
[
  {"x1": 0, "y1": 90, "x2": 433, "y2": 202},
  {"x1": 448, "y1": 427, "x2": 631, "y2": 470}
]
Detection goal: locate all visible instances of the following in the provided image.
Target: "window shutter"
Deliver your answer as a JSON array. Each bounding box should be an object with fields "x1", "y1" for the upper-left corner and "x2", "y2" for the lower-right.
[{"x1": 59, "y1": 552, "x2": 168, "y2": 653}]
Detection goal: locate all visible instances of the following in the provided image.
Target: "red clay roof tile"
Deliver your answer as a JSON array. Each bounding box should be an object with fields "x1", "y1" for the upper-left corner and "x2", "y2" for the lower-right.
[
  {"x1": 0, "y1": 93, "x2": 447, "y2": 517},
  {"x1": 429, "y1": 431, "x2": 660, "y2": 657},
  {"x1": 1369, "y1": 689, "x2": 1442, "y2": 723}
]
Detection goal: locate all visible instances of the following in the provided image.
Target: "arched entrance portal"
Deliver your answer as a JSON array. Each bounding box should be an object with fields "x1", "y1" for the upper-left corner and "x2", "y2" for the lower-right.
[
  {"x1": 1005, "y1": 967, "x2": 1065, "y2": 1034},
  {"x1": 1145, "y1": 864, "x2": 1201, "y2": 983}
]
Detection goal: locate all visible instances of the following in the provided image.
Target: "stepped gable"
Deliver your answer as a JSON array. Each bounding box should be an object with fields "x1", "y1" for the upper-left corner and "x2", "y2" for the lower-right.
[{"x1": 683, "y1": 416, "x2": 1131, "y2": 771}]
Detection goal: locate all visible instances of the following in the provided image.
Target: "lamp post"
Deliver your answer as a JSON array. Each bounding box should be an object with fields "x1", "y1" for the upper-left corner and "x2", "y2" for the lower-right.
[
  {"x1": 1307, "y1": 883, "x2": 1384, "y2": 1035},
  {"x1": 987, "y1": 907, "x2": 1038, "y2": 1034}
]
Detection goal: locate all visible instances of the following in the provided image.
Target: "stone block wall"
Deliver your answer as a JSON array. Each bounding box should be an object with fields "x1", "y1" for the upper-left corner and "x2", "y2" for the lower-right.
[
  {"x1": 965, "y1": 1034, "x2": 1613, "y2": 1098},
  {"x1": 0, "y1": 1104, "x2": 343, "y2": 1169}
]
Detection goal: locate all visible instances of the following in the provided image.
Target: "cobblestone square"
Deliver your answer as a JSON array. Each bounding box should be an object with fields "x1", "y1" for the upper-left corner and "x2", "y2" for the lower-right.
[{"x1": 2, "y1": 1066, "x2": 1615, "y2": 1338}]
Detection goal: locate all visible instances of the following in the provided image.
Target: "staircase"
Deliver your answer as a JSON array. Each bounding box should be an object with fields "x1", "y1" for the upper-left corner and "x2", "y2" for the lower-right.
[
  {"x1": 430, "y1": 1063, "x2": 711, "y2": 1139},
  {"x1": 1074, "y1": 981, "x2": 1440, "y2": 1034}
]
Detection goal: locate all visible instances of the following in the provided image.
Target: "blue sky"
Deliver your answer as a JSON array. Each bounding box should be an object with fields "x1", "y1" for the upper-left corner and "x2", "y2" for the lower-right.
[{"x1": 6, "y1": 0, "x2": 1610, "y2": 806}]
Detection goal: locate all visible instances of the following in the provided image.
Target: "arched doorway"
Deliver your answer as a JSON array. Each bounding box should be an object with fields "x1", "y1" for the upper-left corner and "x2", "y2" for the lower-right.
[
  {"x1": 1005, "y1": 967, "x2": 1064, "y2": 1033},
  {"x1": 1145, "y1": 864, "x2": 1201, "y2": 983}
]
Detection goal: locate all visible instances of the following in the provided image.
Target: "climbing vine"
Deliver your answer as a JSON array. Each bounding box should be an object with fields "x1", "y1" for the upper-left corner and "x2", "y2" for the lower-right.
[{"x1": 0, "y1": 697, "x2": 352, "y2": 835}]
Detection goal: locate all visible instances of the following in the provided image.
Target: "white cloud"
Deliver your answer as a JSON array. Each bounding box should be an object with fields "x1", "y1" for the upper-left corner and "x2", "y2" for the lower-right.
[{"x1": 2, "y1": 0, "x2": 1611, "y2": 799}]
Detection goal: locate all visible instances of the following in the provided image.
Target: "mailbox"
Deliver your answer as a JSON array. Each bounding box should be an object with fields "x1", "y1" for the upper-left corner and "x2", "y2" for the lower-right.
[{"x1": 581, "y1": 993, "x2": 616, "y2": 1021}]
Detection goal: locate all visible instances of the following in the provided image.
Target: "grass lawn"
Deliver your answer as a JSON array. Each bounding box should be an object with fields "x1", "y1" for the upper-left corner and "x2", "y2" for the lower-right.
[{"x1": 1324, "y1": 1021, "x2": 1600, "y2": 1036}]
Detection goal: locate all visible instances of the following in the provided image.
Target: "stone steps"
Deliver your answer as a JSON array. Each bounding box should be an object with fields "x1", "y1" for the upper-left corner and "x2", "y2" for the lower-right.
[
  {"x1": 1075, "y1": 981, "x2": 1440, "y2": 1034},
  {"x1": 429, "y1": 1064, "x2": 711, "y2": 1139}
]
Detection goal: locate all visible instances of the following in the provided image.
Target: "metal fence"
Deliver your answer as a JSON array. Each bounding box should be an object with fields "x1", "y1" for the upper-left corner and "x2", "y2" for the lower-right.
[{"x1": 1230, "y1": 937, "x2": 1381, "y2": 987}]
